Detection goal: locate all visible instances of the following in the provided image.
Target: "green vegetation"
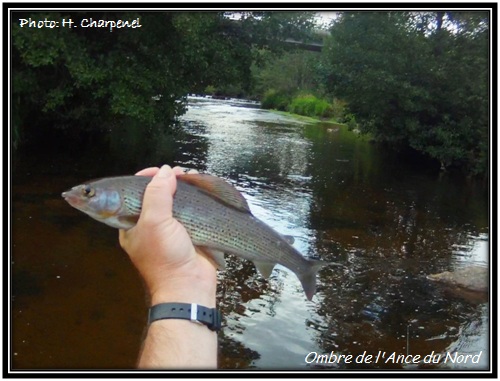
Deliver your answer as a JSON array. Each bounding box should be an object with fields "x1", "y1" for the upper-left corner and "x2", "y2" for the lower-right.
[
  {"x1": 12, "y1": 11, "x2": 489, "y2": 176},
  {"x1": 253, "y1": 48, "x2": 336, "y2": 119},
  {"x1": 255, "y1": 11, "x2": 489, "y2": 175},
  {"x1": 288, "y1": 95, "x2": 331, "y2": 118},
  {"x1": 12, "y1": 11, "x2": 316, "y2": 144},
  {"x1": 262, "y1": 92, "x2": 346, "y2": 122},
  {"x1": 321, "y1": 12, "x2": 489, "y2": 175},
  {"x1": 261, "y1": 89, "x2": 290, "y2": 111}
]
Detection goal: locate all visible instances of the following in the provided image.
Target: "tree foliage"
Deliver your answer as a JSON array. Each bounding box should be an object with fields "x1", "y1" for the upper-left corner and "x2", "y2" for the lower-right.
[
  {"x1": 12, "y1": 11, "x2": 316, "y2": 142},
  {"x1": 252, "y1": 49, "x2": 323, "y2": 98},
  {"x1": 322, "y1": 11, "x2": 489, "y2": 174},
  {"x1": 12, "y1": 10, "x2": 490, "y2": 176}
]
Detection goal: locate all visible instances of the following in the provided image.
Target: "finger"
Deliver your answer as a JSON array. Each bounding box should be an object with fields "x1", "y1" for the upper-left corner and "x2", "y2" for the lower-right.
[
  {"x1": 139, "y1": 165, "x2": 177, "y2": 226},
  {"x1": 172, "y1": 166, "x2": 186, "y2": 176},
  {"x1": 135, "y1": 167, "x2": 159, "y2": 176},
  {"x1": 137, "y1": 165, "x2": 187, "y2": 177}
]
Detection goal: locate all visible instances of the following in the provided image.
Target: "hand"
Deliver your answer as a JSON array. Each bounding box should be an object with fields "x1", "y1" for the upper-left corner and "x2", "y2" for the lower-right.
[{"x1": 119, "y1": 165, "x2": 217, "y2": 307}]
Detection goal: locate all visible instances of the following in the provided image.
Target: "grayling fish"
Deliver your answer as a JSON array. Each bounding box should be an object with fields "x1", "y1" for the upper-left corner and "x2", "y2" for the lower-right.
[{"x1": 62, "y1": 174, "x2": 328, "y2": 300}]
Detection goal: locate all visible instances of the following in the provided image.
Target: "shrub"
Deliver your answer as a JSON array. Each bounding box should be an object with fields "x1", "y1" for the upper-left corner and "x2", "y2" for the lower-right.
[
  {"x1": 261, "y1": 89, "x2": 290, "y2": 111},
  {"x1": 288, "y1": 94, "x2": 332, "y2": 118},
  {"x1": 331, "y1": 98, "x2": 347, "y2": 121},
  {"x1": 204, "y1": 85, "x2": 216, "y2": 95},
  {"x1": 345, "y1": 113, "x2": 358, "y2": 130}
]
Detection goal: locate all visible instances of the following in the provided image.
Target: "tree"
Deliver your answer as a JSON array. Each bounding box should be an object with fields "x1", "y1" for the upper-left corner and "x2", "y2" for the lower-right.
[
  {"x1": 12, "y1": 11, "x2": 316, "y2": 145},
  {"x1": 322, "y1": 11, "x2": 489, "y2": 175},
  {"x1": 252, "y1": 49, "x2": 323, "y2": 98}
]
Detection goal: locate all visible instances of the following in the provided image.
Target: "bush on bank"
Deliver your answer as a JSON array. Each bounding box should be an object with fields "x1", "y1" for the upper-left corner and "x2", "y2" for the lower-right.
[{"x1": 261, "y1": 91, "x2": 349, "y2": 123}]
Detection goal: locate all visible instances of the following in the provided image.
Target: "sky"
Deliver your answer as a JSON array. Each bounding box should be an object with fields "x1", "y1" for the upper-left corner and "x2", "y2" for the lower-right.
[{"x1": 314, "y1": 11, "x2": 338, "y2": 27}]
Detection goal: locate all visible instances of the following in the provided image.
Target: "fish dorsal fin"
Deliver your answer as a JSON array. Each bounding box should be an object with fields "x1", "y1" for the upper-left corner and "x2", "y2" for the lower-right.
[{"x1": 178, "y1": 174, "x2": 251, "y2": 213}]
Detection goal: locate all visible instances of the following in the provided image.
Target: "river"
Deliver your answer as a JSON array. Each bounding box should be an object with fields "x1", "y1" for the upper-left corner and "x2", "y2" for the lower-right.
[{"x1": 11, "y1": 96, "x2": 490, "y2": 371}]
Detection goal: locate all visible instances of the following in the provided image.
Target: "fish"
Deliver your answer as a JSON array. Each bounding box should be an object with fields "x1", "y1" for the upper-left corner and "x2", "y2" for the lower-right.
[{"x1": 62, "y1": 173, "x2": 328, "y2": 300}]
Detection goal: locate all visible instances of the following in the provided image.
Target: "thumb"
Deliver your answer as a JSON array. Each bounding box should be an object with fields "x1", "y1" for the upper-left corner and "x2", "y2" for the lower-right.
[{"x1": 139, "y1": 165, "x2": 177, "y2": 226}]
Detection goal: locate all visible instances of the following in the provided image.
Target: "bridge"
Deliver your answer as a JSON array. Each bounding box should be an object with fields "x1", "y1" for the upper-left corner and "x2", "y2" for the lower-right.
[
  {"x1": 223, "y1": 18, "x2": 328, "y2": 52},
  {"x1": 283, "y1": 29, "x2": 329, "y2": 52}
]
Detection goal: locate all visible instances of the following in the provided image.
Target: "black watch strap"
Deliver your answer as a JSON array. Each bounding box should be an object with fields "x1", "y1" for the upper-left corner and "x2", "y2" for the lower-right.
[{"x1": 148, "y1": 303, "x2": 222, "y2": 332}]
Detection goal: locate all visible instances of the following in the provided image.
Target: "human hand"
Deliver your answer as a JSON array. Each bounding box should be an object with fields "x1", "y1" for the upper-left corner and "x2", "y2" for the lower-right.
[{"x1": 119, "y1": 165, "x2": 217, "y2": 307}]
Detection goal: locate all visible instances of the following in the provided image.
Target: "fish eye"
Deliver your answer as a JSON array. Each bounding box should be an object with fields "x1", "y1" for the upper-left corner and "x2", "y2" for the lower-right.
[{"x1": 82, "y1": 185, "x2": 95, "y2": 198}]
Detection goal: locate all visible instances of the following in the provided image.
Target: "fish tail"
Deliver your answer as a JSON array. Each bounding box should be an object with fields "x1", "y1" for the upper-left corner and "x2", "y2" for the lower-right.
[{"x1": 298, "y1": 259, "x2": 329, "y2": 301}]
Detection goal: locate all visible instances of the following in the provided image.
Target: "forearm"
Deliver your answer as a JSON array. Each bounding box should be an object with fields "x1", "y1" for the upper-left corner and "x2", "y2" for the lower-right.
[
  {"x1": 119, "y1": 166, "x2": 220, "y2": 369},
  {"x1": 139, "y1": 319, "x2": 217, "y2": 369},
  {"x1": 138, "y1": 264, "x2": 218, "y2": 369}
]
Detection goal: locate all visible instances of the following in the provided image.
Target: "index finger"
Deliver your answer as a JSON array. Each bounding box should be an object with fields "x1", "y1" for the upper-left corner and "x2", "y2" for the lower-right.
[
  {"x1": 135, "y1": 167, "x2": 159, "y2": 176},
  {"x1": 135, "y1": 166, "x2": 192, "y2": 177}
]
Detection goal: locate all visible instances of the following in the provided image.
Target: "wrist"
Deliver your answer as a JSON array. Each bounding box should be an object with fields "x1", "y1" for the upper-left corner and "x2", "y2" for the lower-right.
[
  {"x1": 150, "y1": 281, "x2": 217, "y2": 307},
  {"x1": 148, "y1": 302, "x2": 222, "y2": 332},
  {"x1": 148, "y1": 266, "x2": 217, "y2": 307}
]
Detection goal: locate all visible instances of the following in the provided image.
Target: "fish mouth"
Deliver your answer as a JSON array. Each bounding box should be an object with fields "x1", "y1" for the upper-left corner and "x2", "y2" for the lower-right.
[
  {"x1": 61, "y1": 189, "x2": 82, "y2": 208},
  {"x1": 61, "y1": 190, "x2": 74, "y2": 201}
]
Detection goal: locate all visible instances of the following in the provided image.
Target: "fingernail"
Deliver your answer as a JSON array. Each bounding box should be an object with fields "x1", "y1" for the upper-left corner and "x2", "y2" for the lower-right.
[{"x1": 158, "y1": 165, "x2": 172, "y2": 178}]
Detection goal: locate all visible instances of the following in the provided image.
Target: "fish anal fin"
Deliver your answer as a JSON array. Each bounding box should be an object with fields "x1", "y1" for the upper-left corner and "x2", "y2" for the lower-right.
[
  {"x1": 178, "y1": 174, "x2": 251, "y2": 213},
  {"x1": 196, "y1": 247, "x2": 226, "y2": 270},
  {"x1": 253, "y1": 261, "x2": 276, "y2": 279}
]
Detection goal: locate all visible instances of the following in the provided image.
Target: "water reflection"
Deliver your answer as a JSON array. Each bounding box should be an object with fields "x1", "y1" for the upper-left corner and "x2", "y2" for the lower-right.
[
  {"x1": 178, "y1": 97, "x2": 489, "y2": 370},
  {"x1": 180, "y1": 98, "x2": 311, "y2": 180},
  {"x1": 11, "y1": 96, "x2": 489, "y2": 371}
]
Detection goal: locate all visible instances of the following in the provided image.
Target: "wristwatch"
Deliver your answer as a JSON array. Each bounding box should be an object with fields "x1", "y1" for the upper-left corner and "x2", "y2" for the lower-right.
[{"x1": 148, "y1": 303, "x2": 222, "y2": 332}]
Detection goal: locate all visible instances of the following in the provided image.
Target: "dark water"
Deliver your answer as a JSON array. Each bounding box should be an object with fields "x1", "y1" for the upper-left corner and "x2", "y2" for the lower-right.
[{"x1": 11, "y1": 97, "x2": 490, "y2": 371}]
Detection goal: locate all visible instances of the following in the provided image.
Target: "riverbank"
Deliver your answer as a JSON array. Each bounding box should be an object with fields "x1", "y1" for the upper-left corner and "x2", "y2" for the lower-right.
[{"x1": 267, "y1": 109, "x2": 345, "y2": 126}]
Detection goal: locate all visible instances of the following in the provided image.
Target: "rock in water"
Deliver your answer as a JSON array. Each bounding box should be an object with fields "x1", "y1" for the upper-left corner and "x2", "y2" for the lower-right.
[{"x1": 427, "y1": 266, "x2": 489, "y2": 293}]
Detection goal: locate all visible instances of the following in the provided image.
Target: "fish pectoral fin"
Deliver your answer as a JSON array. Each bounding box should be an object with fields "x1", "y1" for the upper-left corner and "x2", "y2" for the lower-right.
[
  {"x1": 196, "y1": 247, "x2": 226, "y2": 270},
  {"x1": 282, "y1": 235, "x2": 295, "y2": 245},
  {"x1": 117, "y1": 215, "x2": 139, "y2": 230},
  {"x1": 178, "y1": 174, "x2": 251, "y2": 213},
  {"x1": 253, "y1": 261, "x2": 276, "y2": 279}
]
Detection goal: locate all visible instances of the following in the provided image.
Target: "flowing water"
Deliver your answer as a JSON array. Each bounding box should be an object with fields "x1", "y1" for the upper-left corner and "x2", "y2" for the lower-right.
[{"x1": 11, "y1": 97, "x2": 490, "y2": 371}]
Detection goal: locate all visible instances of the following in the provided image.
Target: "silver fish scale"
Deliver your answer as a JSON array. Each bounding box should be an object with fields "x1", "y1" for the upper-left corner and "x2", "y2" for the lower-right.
[
  {"x1": 88, "y1": 176, "x2": 309, "y2": 274},
  {"x1": 110, "y1": 177, "x2": 149, "y2": 216},
  {"x1": 174, "y1": 181, "x2": 310, "y2": 275},
  {"x1": 63, "y1": 174, "x2": 325, "y2": 300}
]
